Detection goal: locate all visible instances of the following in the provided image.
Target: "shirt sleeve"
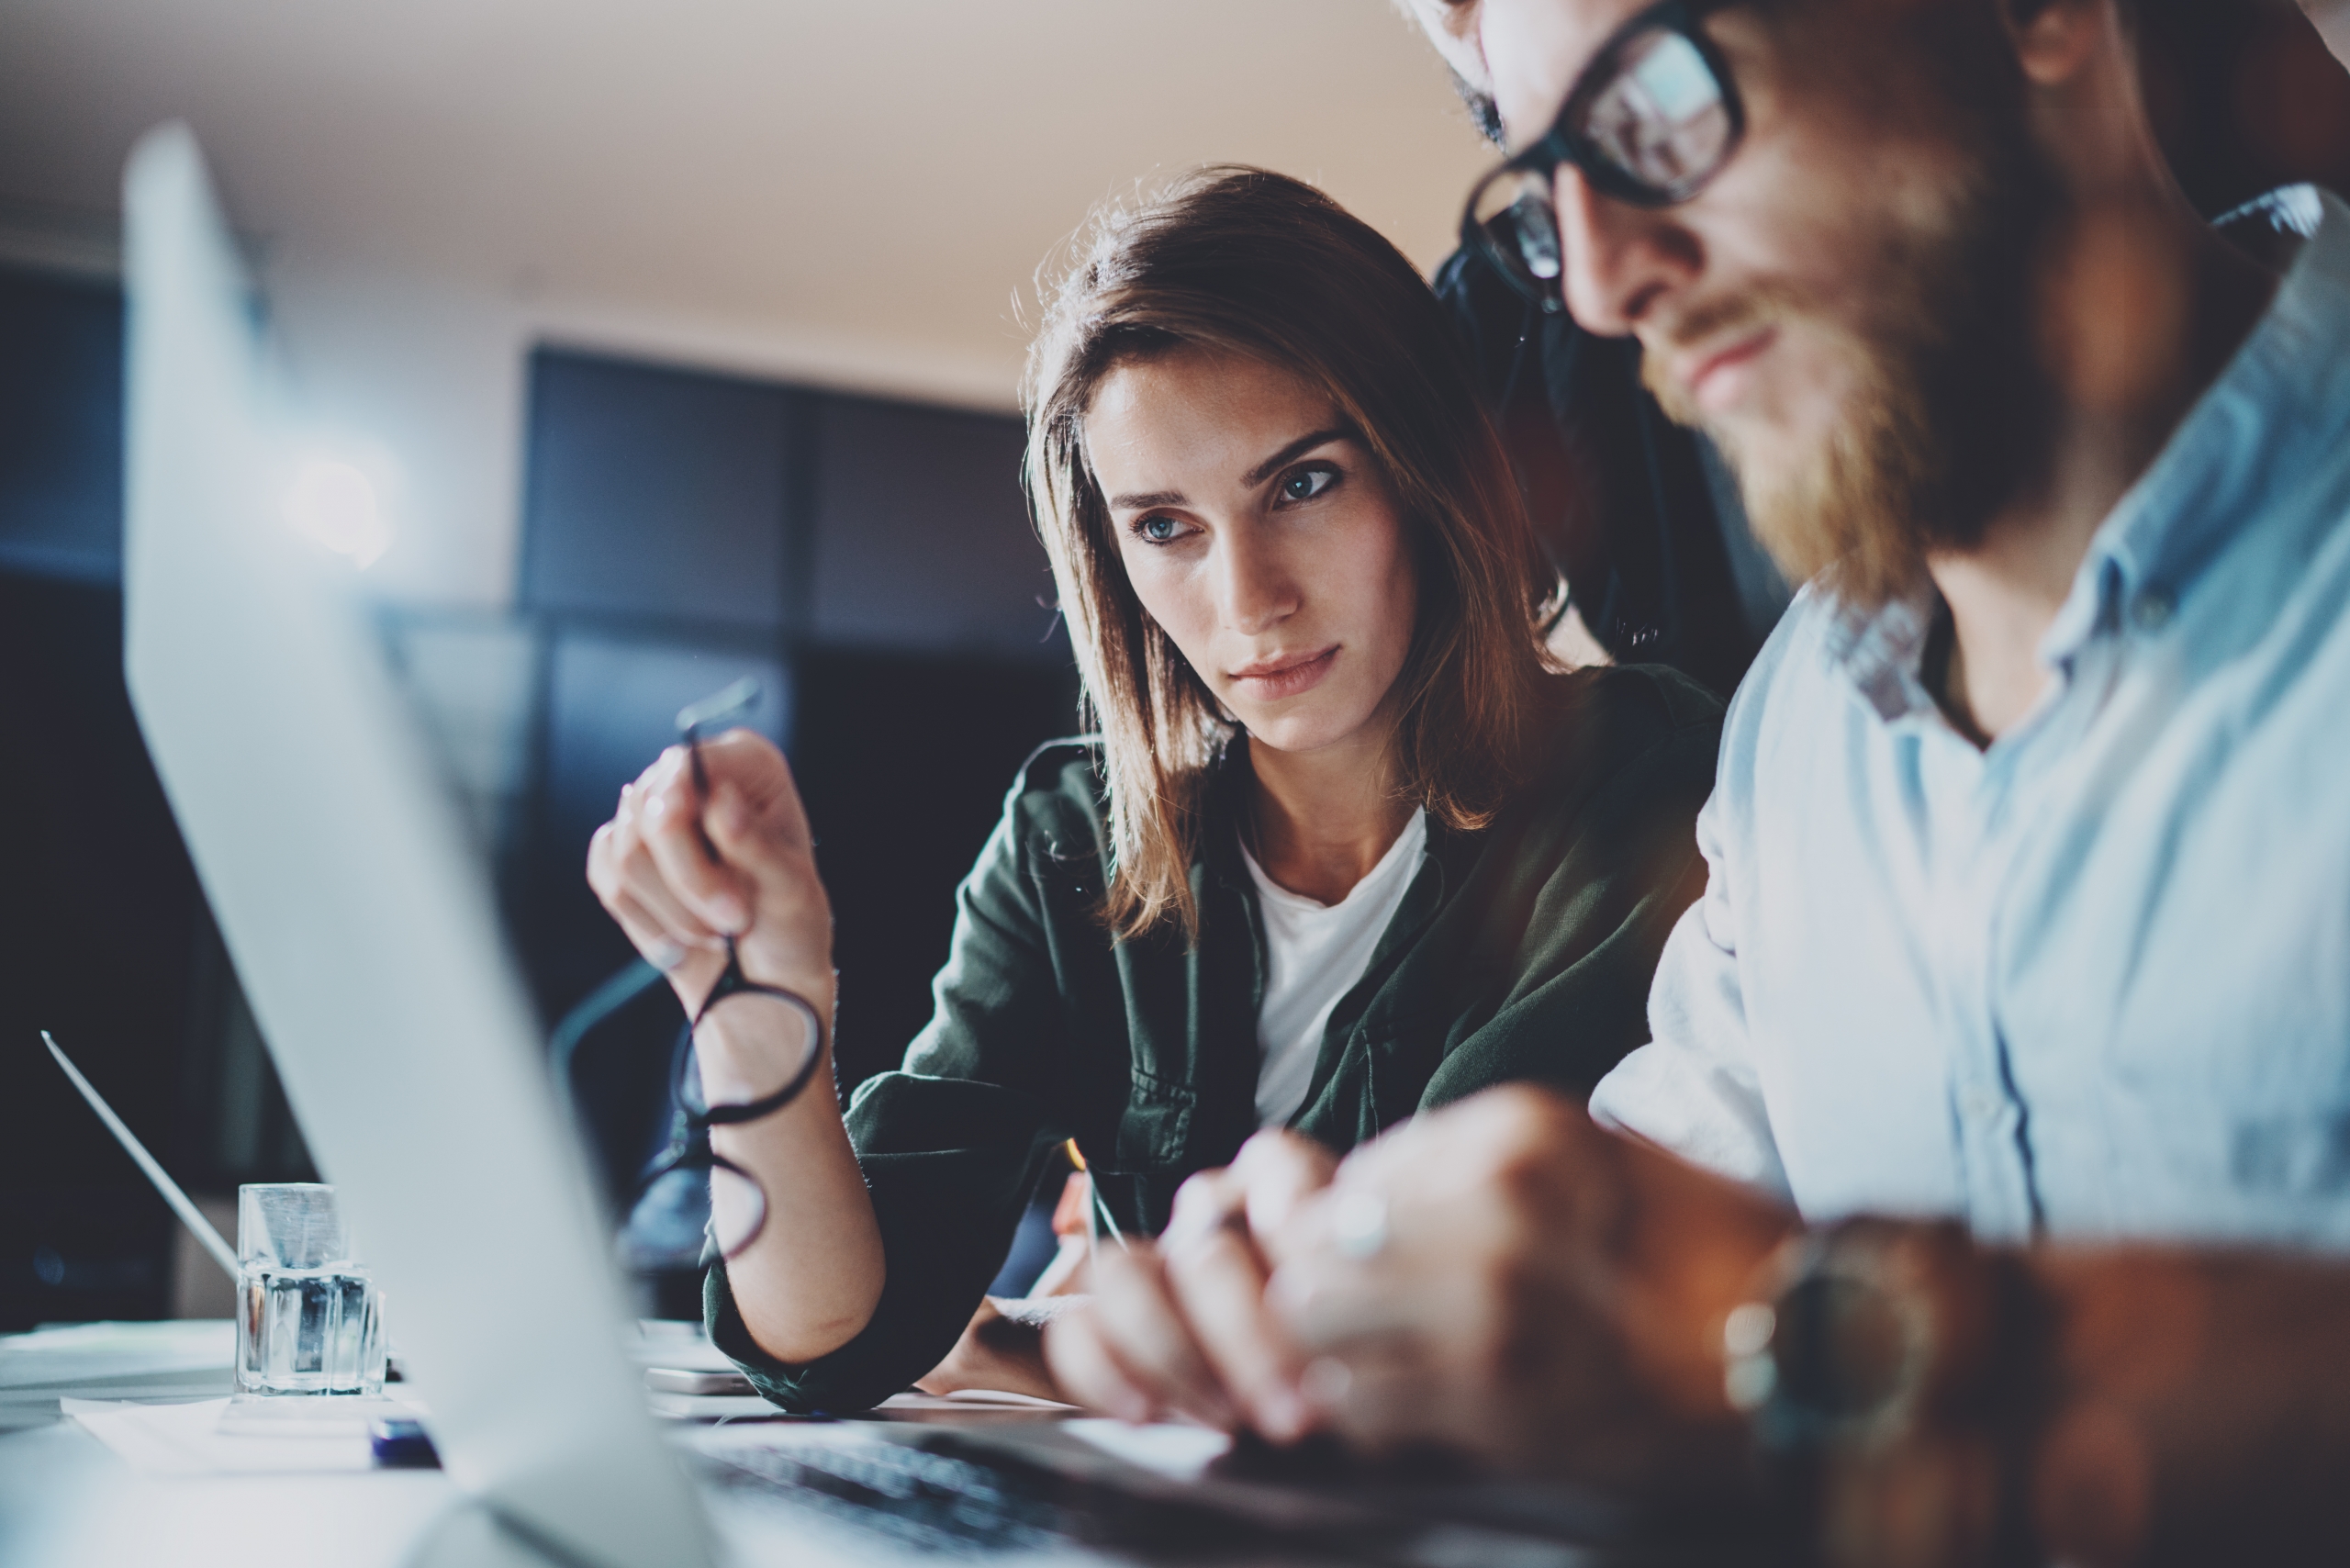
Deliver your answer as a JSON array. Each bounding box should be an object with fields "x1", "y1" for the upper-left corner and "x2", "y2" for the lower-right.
[
  {"x1": 1588, "y1": 782, "x2": 1794, "y2": 1203},
  {"x1": 707, "y1": 788, "x2": 1075, "y2": 1415}
]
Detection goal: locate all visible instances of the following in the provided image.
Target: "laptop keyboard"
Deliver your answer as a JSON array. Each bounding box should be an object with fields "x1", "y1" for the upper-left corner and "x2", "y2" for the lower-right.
[
  {"x1": 697, "y1": 1427, "x2": 1696, "y2": 1566},
  {"x1": 706, "y1": 1437, "x2": 1080, "y2": 1557}
]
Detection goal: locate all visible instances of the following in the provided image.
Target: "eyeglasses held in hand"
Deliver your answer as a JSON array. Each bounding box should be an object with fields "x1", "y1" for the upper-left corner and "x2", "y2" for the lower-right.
[
  {"x1": 1460, "y1": 0, "x2": 1747, "y2": 312},
  {"x1": 550, "y1": 676, "x2": 826, "y2": 1270}
]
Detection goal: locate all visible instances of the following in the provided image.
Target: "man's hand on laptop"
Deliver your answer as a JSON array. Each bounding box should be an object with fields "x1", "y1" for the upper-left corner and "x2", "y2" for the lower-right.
[
  {"x1": 1262, "y1": 1089, "x2": 1795, "y2": 1491},
  {"x1": 1054, "y1": 1087, "x2": 1799, "y2": 1496},
  {"x1": 2300, "y1": 1, "x2": 2350, "y2": 67},
  {"x1": 588, "y1": 728, "x2": 836, "y2": 1023},
  {"x1": 1044, "y1": 1130, "x2": 1337, "y2": 1438}
]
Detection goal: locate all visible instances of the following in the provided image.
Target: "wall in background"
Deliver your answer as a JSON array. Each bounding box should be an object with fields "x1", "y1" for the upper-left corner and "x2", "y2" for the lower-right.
[
  {"x1": 0, "y1": 265, "x2": 329, "y2": 1329},
  {"x1": 499, "y1": 350, "x2": 1078, "y2": 1255},
  {"x1": 254, "y1": 257, "x2": 1030, "y2": 610},
  {"x1": 0, "y1": 264, "x2": 1080, "y2": 1326}
]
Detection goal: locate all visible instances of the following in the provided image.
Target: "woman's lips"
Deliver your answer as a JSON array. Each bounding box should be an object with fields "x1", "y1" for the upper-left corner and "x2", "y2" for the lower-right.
[{"x1": 1228, "y1": 645, "x2": 1338, "y2": 701}]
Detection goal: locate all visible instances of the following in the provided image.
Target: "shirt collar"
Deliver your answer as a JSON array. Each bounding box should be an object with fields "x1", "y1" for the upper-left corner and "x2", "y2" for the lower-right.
[
  {"x1": 1821, "y1": 584, "x2": 1942, "y2": 724},
  {"x1": 2039, "y1": 185, "x2": 2350, "y2": 667},
  {"x1": 1821, "y1": 185, "x2": 2350, "y2": 718}
]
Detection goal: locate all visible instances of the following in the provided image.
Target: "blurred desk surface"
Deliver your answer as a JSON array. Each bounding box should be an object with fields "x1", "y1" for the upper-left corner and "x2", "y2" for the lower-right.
[
  {"x1": 0, "y1": 1318, "x2": 1074, "y2": 1568},
  {"x1": 0, "y1": 1321, "x2": 1783, "y2": 1568},
  {"x1": 0, "y1": 1415, "x2": 454, "y2": 1568},
  {"x1": 0, "y1": 1319, "x2": 465, "y2": 1568}
]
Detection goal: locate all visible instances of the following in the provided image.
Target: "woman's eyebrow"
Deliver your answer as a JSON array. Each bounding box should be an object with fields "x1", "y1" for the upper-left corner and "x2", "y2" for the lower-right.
[
  {"x1": 1103, "y1": 426, "x2": 1355, "y2": 510},
  {"x1": 1107, "y1": 487, "x2": 1186, "y2": 510},
  {"x1": 1243, "y1": 427, "x2": 1353, "y2": 487}
]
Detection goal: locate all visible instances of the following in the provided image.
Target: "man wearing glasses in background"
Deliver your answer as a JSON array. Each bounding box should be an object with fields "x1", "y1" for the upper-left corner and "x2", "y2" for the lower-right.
[
  {"x1": 1405, "y1": 0, "x2": 1792, "y2": 698},
  {"x1": 1047, "y1": 2, "x2": 2350, "y2": 1562}
]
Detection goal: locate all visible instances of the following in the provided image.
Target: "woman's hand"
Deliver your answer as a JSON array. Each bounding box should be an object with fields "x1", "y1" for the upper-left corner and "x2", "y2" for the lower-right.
[
  {"x1": 1043, "y1": 1131, "x2": 1338, "y2": 1436},
  {"x1": 586, "y1": 728, "x2": 835, "y2": 1020},
  {"x1": 916, "y1": 1296, "x2": 1086, "y2": 1404},
  {"x1": 588, "y1": 727, "x2": 879, "y2": 1368}
]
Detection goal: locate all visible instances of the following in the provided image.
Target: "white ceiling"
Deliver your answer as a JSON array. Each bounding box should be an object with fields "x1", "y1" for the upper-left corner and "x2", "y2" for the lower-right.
[{"x1": 0, "y1": 0, "x2": 1497, "y2": 402}]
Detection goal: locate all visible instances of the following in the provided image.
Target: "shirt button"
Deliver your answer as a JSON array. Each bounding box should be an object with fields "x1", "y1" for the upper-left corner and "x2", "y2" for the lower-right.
[
  {"x1": 1962, "y1": 1089, "x2": 2003, "y2": 1122},
  {"x1": 2132, "y1": 592, "x2": 2173, "y2": 632}
]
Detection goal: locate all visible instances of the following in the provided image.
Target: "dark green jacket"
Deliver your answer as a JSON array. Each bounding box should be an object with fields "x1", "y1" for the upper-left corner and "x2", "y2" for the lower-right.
[{"x1": 710, "y1": 665, "x2": 1721, "y2": 1413}]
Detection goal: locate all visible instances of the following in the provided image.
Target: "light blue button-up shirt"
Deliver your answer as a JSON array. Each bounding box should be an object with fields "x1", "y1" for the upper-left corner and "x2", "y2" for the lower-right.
[{"x1": 1591, "y1": 188, "x2": 2350, "y2": 1247}]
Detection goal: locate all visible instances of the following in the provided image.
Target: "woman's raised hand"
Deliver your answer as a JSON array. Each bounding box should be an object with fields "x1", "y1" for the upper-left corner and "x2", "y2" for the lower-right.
[
  {"x1": 591, "y1": 730, "x2": 882, "y2": 1367},
  {"x1": 587, "y1": 729, "x2": 835, "y2": 1021}
]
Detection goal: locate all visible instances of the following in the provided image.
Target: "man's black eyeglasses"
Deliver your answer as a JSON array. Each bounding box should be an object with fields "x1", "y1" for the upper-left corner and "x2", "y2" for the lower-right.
[
  {"x1": 1460, "y1": 0, "x2": 1747, "y2": 312},
  {"x1": 551, "y1": 677, "x2": 826, "y2": 1270}
]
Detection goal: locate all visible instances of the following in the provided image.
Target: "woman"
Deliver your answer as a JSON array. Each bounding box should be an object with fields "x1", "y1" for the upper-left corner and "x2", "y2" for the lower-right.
[{"x1": 586, "y1": 167, "x2": 1721, "y2": 1414}]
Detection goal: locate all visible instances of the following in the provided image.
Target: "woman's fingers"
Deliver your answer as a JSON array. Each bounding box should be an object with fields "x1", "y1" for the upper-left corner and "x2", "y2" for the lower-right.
[
  {"x1": 635, "y1": 748, "x2": 754, "y2": 935},
  {"x1": 593, "y1": 796, "x2": 730, "y2": 953},
  {"x1": 585, "y1": 734, "x2": 836, "y2": 1012},
  {"x1": 618, "y1": 844, "x2": 729, "y2": 948},
  {"x1": 602, "y1": 886, "x2": 689, "y2": 971},
  {"x1": 699, "y1": 728, "x2": 818, "y2": 853}
]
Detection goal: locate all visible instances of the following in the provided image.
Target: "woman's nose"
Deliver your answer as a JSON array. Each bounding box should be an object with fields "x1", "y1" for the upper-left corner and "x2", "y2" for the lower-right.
[{"x1": 1214, "y1": 525, "x2": 1301, "y2": 634}]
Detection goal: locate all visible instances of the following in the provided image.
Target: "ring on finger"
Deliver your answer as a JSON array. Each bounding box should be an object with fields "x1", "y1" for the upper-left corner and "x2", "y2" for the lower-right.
[{"x1": 1331, "y1": 1190, "x2": 1389, "y2": 1260}]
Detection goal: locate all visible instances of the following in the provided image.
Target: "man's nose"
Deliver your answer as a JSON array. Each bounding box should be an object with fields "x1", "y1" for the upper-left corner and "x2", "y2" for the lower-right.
[
  {"x1": 1215, "y1": 525, "x2": 1301, "y2": 634},
  {"x1": 1552, "y1": 165, "x2": 1695, "y2": 336}
]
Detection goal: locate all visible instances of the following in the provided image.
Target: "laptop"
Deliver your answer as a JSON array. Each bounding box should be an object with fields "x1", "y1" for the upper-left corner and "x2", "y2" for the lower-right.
[{"x1": 119, "y1": 123, "x2": 1777, "y2": 1568}]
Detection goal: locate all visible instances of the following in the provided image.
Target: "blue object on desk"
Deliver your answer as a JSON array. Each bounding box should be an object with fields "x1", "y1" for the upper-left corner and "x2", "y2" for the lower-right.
[{"x1": 370, "y1": 1417, "x2": 441, "y2": 1469}]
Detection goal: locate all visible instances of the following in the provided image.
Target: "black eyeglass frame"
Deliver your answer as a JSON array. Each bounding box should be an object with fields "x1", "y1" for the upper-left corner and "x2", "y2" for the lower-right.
[
  {"x1": 674, "y1": 937, "x2": 827, "y2": 1127},
  {"x1": 549, "y1": 675, "x2": 829, "y2": 1264},
  {"x1": 1459, "y1": 0, "x2": 1749, "y2": 307},
  {"x1": 632, "y1": 931, "x2": 826, "y2": 1260},
  {"x1": 672, "y1": 676, "x2": 829, "y2": 1126}
]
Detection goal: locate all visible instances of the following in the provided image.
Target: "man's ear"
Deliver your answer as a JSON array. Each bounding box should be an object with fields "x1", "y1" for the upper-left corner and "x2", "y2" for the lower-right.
[{"x1": 2001, "y1": 0, "x2": 2114, "y2": 85}]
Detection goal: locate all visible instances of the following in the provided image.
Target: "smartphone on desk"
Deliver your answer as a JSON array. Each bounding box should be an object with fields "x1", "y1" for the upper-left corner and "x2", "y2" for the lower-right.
[{"x1": 644, "y1": 1366, "x2": 757, "y2": 1396}]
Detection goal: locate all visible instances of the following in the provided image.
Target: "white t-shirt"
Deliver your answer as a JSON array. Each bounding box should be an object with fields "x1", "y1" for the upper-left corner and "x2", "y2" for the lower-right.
[{"x1": 1239, "y1": 810, "x2": 1428, "y2": 1129}]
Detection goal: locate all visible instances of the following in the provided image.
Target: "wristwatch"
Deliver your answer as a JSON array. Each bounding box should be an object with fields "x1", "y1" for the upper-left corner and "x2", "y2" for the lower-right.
[
  {"x1": 1720, "y1": 1219, "x2": 2047, "y2": 1568},
  {"x1": 1720, "y1": 1219, "x2": 1940, "y2": 1455}
]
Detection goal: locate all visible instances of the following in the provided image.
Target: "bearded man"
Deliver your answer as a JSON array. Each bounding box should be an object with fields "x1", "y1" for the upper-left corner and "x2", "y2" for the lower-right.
[{"x1": 1046, "y1": 1, "x2": 2350, "y2": 1560}]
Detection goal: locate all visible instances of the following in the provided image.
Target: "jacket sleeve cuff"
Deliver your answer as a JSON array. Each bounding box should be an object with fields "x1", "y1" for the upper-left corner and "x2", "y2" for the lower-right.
[{"x1": 704, "y1": 1141, "x2": 1056, "y2": 1414}]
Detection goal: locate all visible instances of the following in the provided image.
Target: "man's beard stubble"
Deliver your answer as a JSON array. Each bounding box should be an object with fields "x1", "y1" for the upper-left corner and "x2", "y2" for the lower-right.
[{"x1": 1642, "y1": 134, "x2": 2057, "y2": 611}]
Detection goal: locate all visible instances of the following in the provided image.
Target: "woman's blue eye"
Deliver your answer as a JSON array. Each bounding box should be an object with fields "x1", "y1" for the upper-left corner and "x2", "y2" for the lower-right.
[
  {"x1": 1136, "y1": 516, "x2": 1184, "y2": 543},
  {"x1": 1281, "y1": 465, "x2": 1338, "y2": 503}
]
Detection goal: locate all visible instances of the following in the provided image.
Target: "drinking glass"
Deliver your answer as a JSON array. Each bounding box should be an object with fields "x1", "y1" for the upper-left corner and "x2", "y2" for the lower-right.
[{"x1": 236, "y1": 1182, "x2": 387, "y2": 1396}]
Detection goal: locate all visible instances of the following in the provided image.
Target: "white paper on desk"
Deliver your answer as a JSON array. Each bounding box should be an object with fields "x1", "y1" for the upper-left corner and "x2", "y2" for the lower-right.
[
  {"x1": 876, "y1": 1389, "x2": 1080, "y2": 1412},
  {"x1": 1061, "y1": 1418, "x2": 1232, "y2": 1481},
  {"x1": 0, "y1": 1320, "x2": 234, "y2": 1390},
  {"x1": 646, "y1": 1390, "x2": 789, "y2": 1421},
  {"x1": 64, "y1": 1396, "x2": 378, "y2": 1476}
]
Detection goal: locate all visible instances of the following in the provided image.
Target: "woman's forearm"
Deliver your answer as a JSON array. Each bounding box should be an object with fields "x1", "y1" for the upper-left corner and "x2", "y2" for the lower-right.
[{"x1": 711, "y1": 1047, "x2": 886, "y2": 1366}]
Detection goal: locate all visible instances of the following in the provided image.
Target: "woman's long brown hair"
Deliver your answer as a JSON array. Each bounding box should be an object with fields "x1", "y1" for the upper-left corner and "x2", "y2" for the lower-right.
[{"x1": 1024, "y1": 166, "x2": 1557, "y2": 944}]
